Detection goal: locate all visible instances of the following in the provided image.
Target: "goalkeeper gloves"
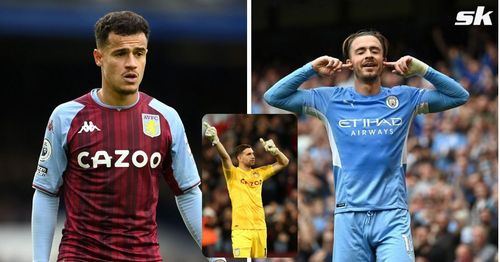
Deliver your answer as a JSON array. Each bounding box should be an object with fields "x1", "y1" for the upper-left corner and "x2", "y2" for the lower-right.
[
  {"x1": 260, "y1": 138, "x2": 279, "y2": 156},
  {"x1": 203, "y1": 122, "x2": 219, "y2": 146}
]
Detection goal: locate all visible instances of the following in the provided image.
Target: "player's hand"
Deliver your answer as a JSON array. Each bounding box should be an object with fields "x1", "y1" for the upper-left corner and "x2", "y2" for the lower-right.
[
  {"x1": 203, "y1": 122, "x2": 219, "y2": 146},
  {"x1": 260, "y1": 138, "x2": 279, "y2": 156},
  {"x1": 311, "y1": 56, "x2": 352, "y2": 77},
  {"x1": 383, "y1": 55, "x2": 429, "y2": 77},
  {"x1": 208, "y1": 258, "x2": 226, "y2": 262}
]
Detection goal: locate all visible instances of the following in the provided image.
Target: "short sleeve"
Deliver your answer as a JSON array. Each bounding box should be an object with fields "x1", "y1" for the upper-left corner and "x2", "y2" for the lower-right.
[
  {"x1": 150, "y1": 99, "x2": 201, "y2": 195},
  {"x1": 257, "y1": 165, "x2": 276, "y2": 181},
  {"x1": 32, "y1": 101, "x2": 83, "y2": 195},
  {"x1": 222, "y1": 165, "x2": 235, "y2": 181}
]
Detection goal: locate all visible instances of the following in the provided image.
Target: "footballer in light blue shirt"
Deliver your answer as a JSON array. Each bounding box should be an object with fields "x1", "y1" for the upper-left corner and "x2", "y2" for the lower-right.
[{"x1": 264, "y1": 30, "x2": 469, "y2": 262}]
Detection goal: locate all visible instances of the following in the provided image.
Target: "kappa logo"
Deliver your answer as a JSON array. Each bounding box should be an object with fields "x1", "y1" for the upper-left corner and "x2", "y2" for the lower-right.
[{"x1": 78, "y1": 121, "x2": 101, "y2": 133}]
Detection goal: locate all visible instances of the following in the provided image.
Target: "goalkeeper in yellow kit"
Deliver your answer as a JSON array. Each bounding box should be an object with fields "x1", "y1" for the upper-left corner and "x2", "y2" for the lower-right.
[{"x1": 203, "y1": 122, "x2": 290, "y2": 258}]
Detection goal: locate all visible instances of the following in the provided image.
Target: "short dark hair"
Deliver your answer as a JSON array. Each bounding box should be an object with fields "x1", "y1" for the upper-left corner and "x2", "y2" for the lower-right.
[
  {"x1": 342, "y1": 29, "x2": 389, "y2": 59},
  {"x1": 234, "y1": 144, "x2": 252, "y2": 158},
  {"x1": 94, "y1": 11, "x2": 150, "y2": 48}
]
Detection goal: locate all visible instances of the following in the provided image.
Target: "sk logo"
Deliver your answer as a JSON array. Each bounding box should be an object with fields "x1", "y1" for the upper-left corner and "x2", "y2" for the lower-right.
[{"x1": 455, "y1": 6, "x2": 493, "y2": 26}]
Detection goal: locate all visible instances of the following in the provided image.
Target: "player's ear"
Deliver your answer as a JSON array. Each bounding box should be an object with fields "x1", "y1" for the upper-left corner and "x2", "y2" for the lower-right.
[
  {"x1": 345, "y1": 59, "x2": 353, "y2": 70},
  {"x1": 93, "y1": 49, "x2": 103, "y2": 67}
]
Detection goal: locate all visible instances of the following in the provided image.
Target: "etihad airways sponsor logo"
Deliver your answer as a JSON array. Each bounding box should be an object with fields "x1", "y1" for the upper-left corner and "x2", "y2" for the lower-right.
[
  {"x1": 338, "y1": 117, "x2": 403, "y2": 128},
  {"x1": 338, "y1": 117, "x2": 403, "y2": 136}
]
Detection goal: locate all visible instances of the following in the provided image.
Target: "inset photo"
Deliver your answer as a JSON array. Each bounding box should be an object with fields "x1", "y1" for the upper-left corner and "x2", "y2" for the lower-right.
[{"x1": 201, "y1": 114, "x2": 298, "y2": 259}]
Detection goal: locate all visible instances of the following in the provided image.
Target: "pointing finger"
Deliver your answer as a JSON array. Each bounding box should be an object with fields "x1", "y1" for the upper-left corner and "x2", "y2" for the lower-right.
[
  {"x1": 203, "y1": 122, "x2": 211, "y2": 129},
  {"x1": 341, "y1": 62, "x2": 352, "y2": 69},
  {"x1": 383, "y1": 61, "x2": 396, "y2": 68}
]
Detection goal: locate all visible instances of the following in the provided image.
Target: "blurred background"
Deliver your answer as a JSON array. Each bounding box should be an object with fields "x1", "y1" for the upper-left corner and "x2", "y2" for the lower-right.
[
  {"x1": 0, "y1": 0, "x2": 245, "y2": 261},
  {"x1": 252, "y1": 0, "x2": 498, "y2": 261},
  {"x1": 201, "y1": 114, "x2": 297, "y2": 258}
]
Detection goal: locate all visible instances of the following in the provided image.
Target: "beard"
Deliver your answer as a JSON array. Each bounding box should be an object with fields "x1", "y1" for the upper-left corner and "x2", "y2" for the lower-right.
[
  {"x1": 354, "y1": 68, "x2": 381, "y2": 84},
  {"x1": 246, "y1": 159, "x2": 255, "y2": 167},
  {"x1": 359, "y1": 74, "x2": 379, "y2": 83}
]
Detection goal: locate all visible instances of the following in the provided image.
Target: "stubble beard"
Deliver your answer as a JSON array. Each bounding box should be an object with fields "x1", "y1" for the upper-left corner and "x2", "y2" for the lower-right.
[
  {"x1": 247, "y1": 160, "x2": 255, "y2": 168},
  {"x1": 359, "y1": 74, "x2": 379, "y2": 84},
  {"x1": 355, "y1": 68, "x2": 381, "y2": 84}
]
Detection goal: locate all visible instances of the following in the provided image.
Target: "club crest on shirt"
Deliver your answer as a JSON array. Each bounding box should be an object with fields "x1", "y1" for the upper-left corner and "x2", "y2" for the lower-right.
[
  {"x1": 252, "y1": 171, "x2": 260, "y2": 178},
  {"x1": 142, "y1": 114, "x2": 161, "y2": 138},
  {"x1": 386, "y1": 95, "x2": 399, "y2": 109}
]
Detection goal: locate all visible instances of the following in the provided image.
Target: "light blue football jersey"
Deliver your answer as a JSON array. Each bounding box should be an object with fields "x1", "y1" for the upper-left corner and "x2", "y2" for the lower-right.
[
  {"x1": 265, "y1": 63, "x2": 468, "y2": 214},
  {"x1": 303, "y1": 83, "x2": 425, "y2": 213}
]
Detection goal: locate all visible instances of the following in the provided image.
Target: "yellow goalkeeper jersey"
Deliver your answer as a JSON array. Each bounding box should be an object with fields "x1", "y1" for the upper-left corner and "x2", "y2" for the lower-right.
[{"x1": 223, "y1": 165, "x2": 275, "y2": 230}]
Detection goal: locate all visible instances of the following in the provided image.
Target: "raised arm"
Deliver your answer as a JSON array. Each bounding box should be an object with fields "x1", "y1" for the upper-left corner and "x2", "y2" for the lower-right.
[
  {"x1": 264, "y1": 56, "x2": 350, "y2": 113},
  {"x1": 420, "y1": 67, "x2": 469, "y2": 112},
  {"x1": 383, "y1": 55, "x2": 469, "y2": 113},
  {"x1": 203, "y1": 122, "x2": 233, "y2": 170},
  {"x1": 259, "y1": 138, "x2": 289, "y2": 173}
]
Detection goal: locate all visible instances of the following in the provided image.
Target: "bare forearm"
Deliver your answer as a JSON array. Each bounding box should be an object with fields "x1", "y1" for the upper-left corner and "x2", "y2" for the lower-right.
[
  {"x1": 214, "y1": 142, "x2": 232, "y2": 169},
  {"x1": 274, "y1": 149, "x2": 289, "y2": 167}
]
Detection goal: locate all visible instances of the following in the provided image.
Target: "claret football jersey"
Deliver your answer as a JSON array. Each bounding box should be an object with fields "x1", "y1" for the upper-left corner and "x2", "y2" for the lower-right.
[{"x1": 32, "y1": 89, "x2": 200, "y2": 261}]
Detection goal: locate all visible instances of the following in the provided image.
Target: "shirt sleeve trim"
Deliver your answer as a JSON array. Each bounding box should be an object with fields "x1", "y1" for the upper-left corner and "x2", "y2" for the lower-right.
[
  {"x1": 179, "y1": 180, "x2": 201, "y2": 195},
  {"x1": 32, "y1": 184, "x2": 59, "y2": 197}
]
